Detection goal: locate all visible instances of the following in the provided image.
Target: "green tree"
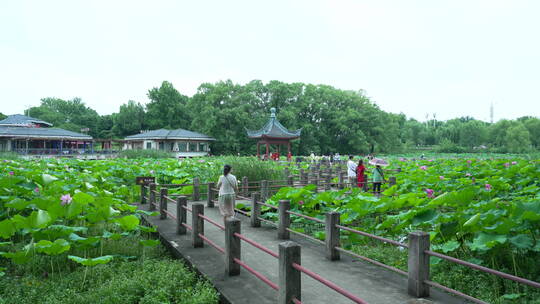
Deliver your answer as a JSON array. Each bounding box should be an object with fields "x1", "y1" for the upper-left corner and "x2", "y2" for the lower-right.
[
  {"x1": 146, "y1": 81, "x2": 190, "y2": 130},
  {"x1": 504, "y1": 123, "x2": 531, "y2": 153},
  {"x1": 0, "y1": 112, "x2": 6, "y2": 120},
  {"x1": 112, "y1": 101, "x2": 146, "y2": 137},
  {"x1": 522, "y1": 117, "x2": 540, "y2": 149}
]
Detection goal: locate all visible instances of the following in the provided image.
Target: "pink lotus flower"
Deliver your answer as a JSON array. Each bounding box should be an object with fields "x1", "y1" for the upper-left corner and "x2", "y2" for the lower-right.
[
  {"x1": 467, "y1": 160, "x2": 472, "y2": 164},
  {"x1": 60, "y1": 194, "x2": 72, "y2": 206},
  {"x1": 439, "y1": 176, "x2": 444, "y2": 180},
  {"x1": 198, "y1": 159, "x2": 205, "y2": 163},
  {"x1": 425, "y1": 188, "x2": 434, "y2": 198},
  {"x1": 485, "y1": 184, "x2": 492, "y2": 191},
  {"x1": 466, "y1": 173, "x2": 471, "y2": 177},
  {"x1": 8, "y1": 171, "x2": 14, "y2": 175},
  {"x1": 419, "y1": 166, "x2": 427, "y2": 170},
  {"x1": 34, "y1": 187, "x2": 40, "y2": 193},
  {"x1": 511, "y1": 161, "x2": 517, "y2": 165},
  {"x1": 504, "y1": 163, "x2": 510, "y2": 168},
  {"x1": 298, "y1": 200, "x2": 304, "y2": 205},
  {"x1": 399, "y1": 157, "x2": 406, "y2": 162},
  {"x1": 428, "y1": 159, "x2": 434, "y2": 162}
]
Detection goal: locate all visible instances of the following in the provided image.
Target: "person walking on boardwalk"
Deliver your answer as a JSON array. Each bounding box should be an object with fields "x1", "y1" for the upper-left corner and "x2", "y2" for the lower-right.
[
  {"x1": 356, "y1": 159, "x2": 366, "y2": 189},
  {"x1": 347, "y1": 155, "x2": 357, "y2": 187},
  {"x1": 217, "y1": 164, "x2": 238, "y2": 223},
  {"x1": 372, "y1": 164, "x2": 385, "y2": 194}
]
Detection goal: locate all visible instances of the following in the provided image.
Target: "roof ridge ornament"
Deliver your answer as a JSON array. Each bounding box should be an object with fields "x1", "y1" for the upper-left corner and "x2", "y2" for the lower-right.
[{"x1": 270, "y1": 107, "x2": 276, "y2": 118}]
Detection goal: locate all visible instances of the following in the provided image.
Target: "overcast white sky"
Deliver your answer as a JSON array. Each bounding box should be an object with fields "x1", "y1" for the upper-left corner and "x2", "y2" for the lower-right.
[{"x1": 1, "y1": 0, "x2": 538, "y2": 122}]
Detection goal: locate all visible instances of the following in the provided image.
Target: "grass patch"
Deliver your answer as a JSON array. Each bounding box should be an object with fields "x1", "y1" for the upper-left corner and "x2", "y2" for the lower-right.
[{"x1": 0, "y1": 233, "x2": 219, "y2": 304}]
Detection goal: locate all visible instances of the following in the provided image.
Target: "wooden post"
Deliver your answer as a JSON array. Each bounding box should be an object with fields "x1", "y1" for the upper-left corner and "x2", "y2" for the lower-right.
[
  {"x1": 192, "y1": 203, "x2": 204, "y2": 248},
  {"x1": 242, "y1": 176, "x2": 248, "y2": 197},
  {"x1": 140, "y1": 184, "x2": 147, "y2": 204},
  {"x1": 363, "y1": 174, "x2": 369, "y2": 192},
  {"x1": 193, "y1": 177, "x2": 200, "y2": 201},
  {"x1": 207, "y1": 182, "x2": 215, "y2": 208},
  {"x1": 278, "y1": 200, "x2": 290, "y2": 239},
  {"x1": 149, "y1": 183, "x2": 156, "y2": 211},
  {"x1": 338, "y1": 172, "x2": 344, "y2": 189},
  {"x1": 287, "y1": 175, "x2": 294, "y2": 186},
  {"x1": 397, "y1": 167, "x2": 402, "y2": 173},
  {"x1": 300, "y1": 169, "x2": 307, "y2": 185},
  {"x1": 389, "y1": 176, "x2": 397, "y2": 187},
  {"x1": 408, "y1": 231, "x2": 430, "y2": 297},
  {"x1": 278, "y1": 241, "x2": 301, "y2": 304},
  {"x1": 250, "y1": 192, "x2": 261, "y2": 227},
  {"x1": 177, "y1": 196, "x2": 187, "y2": 235},
  {"x1": 324, "y1": 172, "x2": 331, "y2": 191},
  {"x1": 284, "y1": 167, "x2": 290, "y2": 178},
  {"x1": 225, "y1": 217, "x2": 241, "y2": 276},
  {"x1": 159, "y1": 188, "x2": 168, "y2": 220},
  {"x1": 325, "y1": 212, "x2": 340, "y2": 260},
  {"x1": 261, "y1": 180, "x2": 268, "y2": 202}
]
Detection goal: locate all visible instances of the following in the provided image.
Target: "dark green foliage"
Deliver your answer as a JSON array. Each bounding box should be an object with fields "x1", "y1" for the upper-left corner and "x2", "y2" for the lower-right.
[
  {"x1": 118, "y1": 149, "x2": 174, "y2": 159},
  {"x1": 22, "y1": 80, "x2": 539, "y2": 154},
  {"x1": 0, "y1": 258, "x2": 218, "y2": 304}
]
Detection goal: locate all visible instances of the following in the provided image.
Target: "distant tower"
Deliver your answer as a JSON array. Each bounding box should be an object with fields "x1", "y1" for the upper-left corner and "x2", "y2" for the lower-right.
[{"x1": 490, "y1": 103, "x2": 494, "y2": 124}]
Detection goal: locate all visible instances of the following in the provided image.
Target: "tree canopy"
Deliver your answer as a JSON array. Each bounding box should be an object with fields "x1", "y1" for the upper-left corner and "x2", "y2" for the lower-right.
[{"x1": 22, "y1": 80, "x2": 539, "y2": 155}]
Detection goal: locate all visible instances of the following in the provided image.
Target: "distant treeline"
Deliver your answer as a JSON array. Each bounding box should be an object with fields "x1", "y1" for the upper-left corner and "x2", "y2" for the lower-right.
[{"x1": 4, "y1": 80, "x2": 539, "y2": 155}]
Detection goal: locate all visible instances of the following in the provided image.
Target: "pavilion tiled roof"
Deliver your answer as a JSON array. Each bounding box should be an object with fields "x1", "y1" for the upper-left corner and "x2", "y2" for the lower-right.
[
  {"x1": 125, "y1": 129, "x2": 215, "y2": 141},
  {"x1": 246, "y1": 108, "x2": 301, "y2": 139},
  {"x1": 0, "y1": 126, "x2": 92, "y2": 140},
  {"x1": 0, "y1": 114, "x2": 53, "y2": 127}
]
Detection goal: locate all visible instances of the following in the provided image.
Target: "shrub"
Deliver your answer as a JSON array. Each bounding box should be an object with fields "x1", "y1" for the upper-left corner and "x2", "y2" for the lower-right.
[{"x1": 118, "y1": 149, "x2": 174, "y2": 159}]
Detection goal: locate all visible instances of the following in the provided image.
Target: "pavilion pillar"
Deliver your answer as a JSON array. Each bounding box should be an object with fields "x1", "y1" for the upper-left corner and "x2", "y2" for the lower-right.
[
  {"x1": 257, "y1": 143, "x2": 260, "y2": 158},
  {"x1": 266, "y1": 142, "x2": 269, "y2": 159}
]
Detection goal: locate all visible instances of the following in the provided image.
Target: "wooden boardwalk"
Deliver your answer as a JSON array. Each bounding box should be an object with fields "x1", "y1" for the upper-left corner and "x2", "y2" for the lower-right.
[{"x1": 138, "y1": 199, "x2": 465, "y2": 304}]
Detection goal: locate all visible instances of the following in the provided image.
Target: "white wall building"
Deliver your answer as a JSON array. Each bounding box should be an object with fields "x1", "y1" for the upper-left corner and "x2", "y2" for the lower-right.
[{"x1": 124, "y1": 128, "x2": 215, "y2": 157}]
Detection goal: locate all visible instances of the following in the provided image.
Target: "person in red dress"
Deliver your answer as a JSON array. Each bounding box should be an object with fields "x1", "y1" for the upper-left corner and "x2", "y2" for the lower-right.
[{"x1": 356, "y1": 159, "x2": 366, "y2": 189}]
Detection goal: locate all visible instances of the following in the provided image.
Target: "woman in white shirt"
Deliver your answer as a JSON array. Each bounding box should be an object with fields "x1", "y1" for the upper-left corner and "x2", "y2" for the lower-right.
[{"x1": 216, "y1": 164, "x2": 238, "y2": 223}]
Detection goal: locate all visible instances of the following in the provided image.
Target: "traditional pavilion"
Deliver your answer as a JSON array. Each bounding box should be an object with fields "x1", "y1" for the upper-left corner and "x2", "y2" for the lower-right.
[
  {"x1": 246, "y1": 108, "x2": 301, "y2": 160},
  {"x1": 0, "y1": 114, "x2": 93, "y2": 154},
  {"x1": 124, "y1": 128, "x2": 215, "y2": 158}
]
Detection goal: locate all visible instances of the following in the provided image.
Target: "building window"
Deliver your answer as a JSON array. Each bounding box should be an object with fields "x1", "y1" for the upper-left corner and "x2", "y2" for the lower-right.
[
  {"x1": 159, "y1": 142, "x2": 164, "y2": 150},
  {"x1": 189, "y1": 142, "x2": 197, "y2": 152},
  {"x1": 178, "y1": 142, "x2": 187, "y2": 152},
  {"x1": 199, "y1": 143, "x2": 206, "y2": 152},
  {"x1": 146, "y1": 142, "x2": 152, "y2": 149}
]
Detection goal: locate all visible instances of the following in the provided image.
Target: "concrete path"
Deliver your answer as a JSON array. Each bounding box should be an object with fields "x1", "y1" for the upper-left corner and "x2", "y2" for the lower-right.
[{"x1": 138, "y1": 200, "x2": 465, "y2": 304}]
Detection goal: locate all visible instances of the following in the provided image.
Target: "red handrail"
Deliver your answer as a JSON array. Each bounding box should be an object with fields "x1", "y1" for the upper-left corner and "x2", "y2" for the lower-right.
[
  {"x1": 292, "y1": 263, "x2": 368, "y2": 304},
  {"x1": 234, "y1": 258, "x2": 278, "y2": 291},
  {"x1": 199, "y1": 214, "x2": 225, "y2": 230},
  {"x1": 181, "y1": 223, "x2": 192, "y2": 231},
  {"x1": 287, "y1": 210, "x2": 324, "y2": 224},
  {"x1": 425, "y1": 250, "x2": 540, "y2": 289},
  {"x1": 335, "y1": 224, "x2": 408, "y2": 248},
  {"x1": 199, "y1": 233, "x2": 225, "y2": 254},
  {"x1": 181, "y1": 205, "x2": 192, "y2": 212},
  {"x1": 233, "y1": 232, "x2": 279, "y2": 258},
  {"x1": 163, "y1": 209, "x2": 177, "y2": 220}
]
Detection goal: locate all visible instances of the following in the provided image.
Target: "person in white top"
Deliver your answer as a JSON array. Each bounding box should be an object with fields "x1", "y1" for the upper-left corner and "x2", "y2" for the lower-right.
[
  {"x1": 217, "y1": 164, "x2": 238, "y2": 223},
  {"x1": 347, "y1": 155, "x2": 357, "y2": 188}
]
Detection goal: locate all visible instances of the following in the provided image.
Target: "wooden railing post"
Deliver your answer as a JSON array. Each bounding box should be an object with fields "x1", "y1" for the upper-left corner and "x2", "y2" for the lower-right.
[
  {"x1": 207, "y1": 182, "x2": 215, "y2": 208},
  {"x1": 140, "y1": 184, "x2": 147, "y2": 204},
  {"x1": 159, "y1": 188, "x2": 168, "y2": 220},
  {"x1": 261, "y1": 180, "x2": 268, "y2": 202},
  {"x1": 300, "y1": 169, "x2": 308, "y2": 185},
  {"x1": 284, "y1": 167, "x2": 290, "y2": 178},
  {"x1": 287, "y1": 175, "x2": 294, "y2": 186},
  {"x1": 193, "y1": 177, "x2": 200, "y2": 201},
  {"x1": 177, "y1": 196, "x2": 187, "y2": 235},
  {"x1": 225, "y1": 217, "x2": 241, "y2": 276},
  {"x1": 192, "y1": 203, "x2": 204, "y2": 248},
  {"x1": 338, "y1": 172, "x2": 344, "y2": 189},
  {"x1": 324, "y1": 172, "x2": 331, "y2": 191},
  {"x1": 278, "y1": 241, "x2": 301, "y2": 304},
  {"x1": 389, "y1": 176, "x2": 397, "y2": 187},
  {"x1": 325, "y1": 212, "x2": 340, "y2": 260},
  {"x1": 408, "y1": 231, "x2": 430, "y2": 297},
  {"x1": 149, "y1": 183, "x2": 156, "y2": 211},
  {"x1": 278, "y1": 200, "x2": 290, "y2": 239},
  {"x1": 363, "y1": 174, "x2": 369, "y2": 192},
  {"x1": 250, "y1": 192, "x2": 261, "y2": 227},
  {"x1": 242, "y1": 176, "x2": 248, "y2": 197}
]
